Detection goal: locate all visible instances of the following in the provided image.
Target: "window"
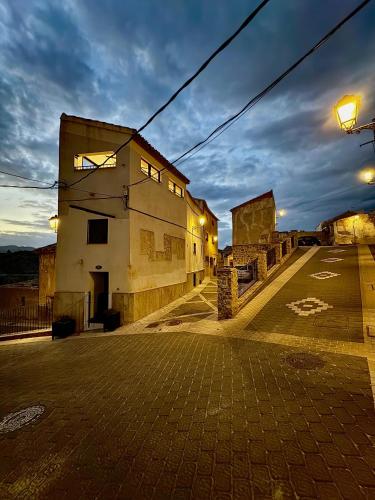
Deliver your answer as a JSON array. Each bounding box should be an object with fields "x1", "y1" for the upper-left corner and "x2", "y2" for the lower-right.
[
  {"x1": 141, "y1": 159, "x2": 161, "y2": 182},
  {"x1": 74, "y1": 152, "x2": 116, "y2": 170},
  {"x1": 168, "y1": 179, "x2": 184, "y2": 198},
  {"x1": 193, "y1": 243, "x2": 197, "y2": 255},
  {"x1": 87, "y1": 219, "x2": 108, "y2": 244}
]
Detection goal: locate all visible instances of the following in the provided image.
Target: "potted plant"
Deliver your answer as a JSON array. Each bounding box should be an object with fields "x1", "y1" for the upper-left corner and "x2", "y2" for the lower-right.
[
  {"x1": 52, "y1": 316, "x2": 76, "y2": 340},
  {"x1": 102, "y1": 309, "x2": 121, "y2": 332}
]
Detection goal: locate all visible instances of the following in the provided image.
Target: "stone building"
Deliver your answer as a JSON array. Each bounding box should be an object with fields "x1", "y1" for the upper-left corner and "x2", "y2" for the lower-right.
[
  {"x1": 231, "y1": 190, "x2": 276, "y2": 245},
  {"x1": 320, "y1": 210, "x2": 375, "y2": 245},
  {"x1": 54, "y1": 114, "x2": 217, "y2": 329}
]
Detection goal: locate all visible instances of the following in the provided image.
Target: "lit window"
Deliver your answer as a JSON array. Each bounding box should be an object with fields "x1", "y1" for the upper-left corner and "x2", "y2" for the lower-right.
[
  {"x1": 141, "y1": 159, "x2": 161, "y2": 182},
  {"x1": 87, "y1": 219, "x2": 108, "y2": 244},
  {"x1": 74, "y1": 152, "x2": 116, "y2": 170},
  {"x1": 168, "y1": 180, "x2": 184, "y2": 198}
]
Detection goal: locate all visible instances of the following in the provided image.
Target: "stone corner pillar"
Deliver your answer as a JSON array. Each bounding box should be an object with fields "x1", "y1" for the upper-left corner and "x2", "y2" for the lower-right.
[
  {"x1": 286, "y1": 237, "x2": 292, "y2": 254},
  {"x1": 275, "y1": 243, "x2": 282, "y2": 264},
  {"x1": 257, "y1": 252, "x2": 268, "y2": 280},
  {"x1": 217, "y1": 267, "x2": 238, "y2": 320}
]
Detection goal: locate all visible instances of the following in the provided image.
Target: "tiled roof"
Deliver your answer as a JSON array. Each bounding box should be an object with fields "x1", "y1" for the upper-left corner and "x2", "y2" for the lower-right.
[
  {"x1": 35, "y1": 243, "x2": 56, "y2": 254},
  {"x1": 61, "y1": 114, "x2": 190, "y2": 185},
  {"x1": 230, "y1": 190, "x2": 274, "y2": 212},
  {"x1": 192, "y1": 197, "x2": 219, "y2": 221}
]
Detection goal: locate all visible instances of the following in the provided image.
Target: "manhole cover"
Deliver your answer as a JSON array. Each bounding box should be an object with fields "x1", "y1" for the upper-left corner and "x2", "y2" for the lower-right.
[
  {"x1": 166, "y1": 319, "x2": 182, "y2": 326},
  {"x1": 284, "y1": 352, "x2": 325, "y2": 370},
  {"x1": 0, "y1": 405, "x2": 45, "y2": 433},
  {"x1": 146, "y1": 322, "x2": 160, "y2": 328}
]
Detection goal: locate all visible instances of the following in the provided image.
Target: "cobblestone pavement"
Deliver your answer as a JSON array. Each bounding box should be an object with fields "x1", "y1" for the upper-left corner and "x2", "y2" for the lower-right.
[
  {"x1": 246, "y1": 246, "x2": 363, "y2": 343},
  {"x1": 0, "y1": 332, "x2": 375, "y2": 499}
]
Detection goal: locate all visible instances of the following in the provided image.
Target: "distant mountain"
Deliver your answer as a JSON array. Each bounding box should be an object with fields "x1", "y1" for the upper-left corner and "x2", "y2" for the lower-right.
[{"x1": 0, "y1": 245, "x2": 35, "y2": 253}]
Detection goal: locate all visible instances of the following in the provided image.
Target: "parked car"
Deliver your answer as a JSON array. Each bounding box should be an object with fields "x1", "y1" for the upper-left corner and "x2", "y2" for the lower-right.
[{"x1": 298, "y1": 236, "x2": 321, "y2": 246}]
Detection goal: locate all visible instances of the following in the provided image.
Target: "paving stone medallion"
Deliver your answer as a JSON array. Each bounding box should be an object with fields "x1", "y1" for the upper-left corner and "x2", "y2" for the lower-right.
[
  {"x1": 309, "y1": 271, "x2": 340, "y2": 280},
  {"x1": 286, "y1": 297, "x2": 333, "y2": 317},
  {"x1": 0, "y1": 405, "x2": 44, "y2": 433},
  {"x1": 284, "y1": 352, "x2": 325, "y2": 370},
  {"x1": 328, "y1": 249, "x2": 346, "y2": 253},
  {"x1": 321, "y1": 257, "x2": 344, "y2": 263}
]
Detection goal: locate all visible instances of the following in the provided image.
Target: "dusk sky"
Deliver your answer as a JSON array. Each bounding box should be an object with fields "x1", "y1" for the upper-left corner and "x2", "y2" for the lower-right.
[{"x1": 0, "y1": 0, "x2": 374, "y2": 248}]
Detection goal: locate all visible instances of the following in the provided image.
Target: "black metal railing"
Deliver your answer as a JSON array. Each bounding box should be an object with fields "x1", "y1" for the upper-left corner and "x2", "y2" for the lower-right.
[
  {"x1": 0, "y1": 303, "x2": 53, "y2": 336},
  {"x1": 266, "y1": 247, "x2": 276, "y2": 270},
  {"x1": 237, "y1": 258, "x2": 258, "y2": 297},
  {"x1": 282, "y1": 240, "x2": 287, "y2": 257}
]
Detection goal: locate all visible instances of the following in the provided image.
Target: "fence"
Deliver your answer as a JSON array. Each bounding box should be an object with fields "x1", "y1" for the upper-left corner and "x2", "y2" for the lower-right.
[
  {"x1": 266, "y1": 247, "x2": 276, "y2": 270},
  {"x1": 236, "y1": 258, "x2": 258, "y2": 297},
  {"x1": 0, "y1": 302, "x2": 53, "y2": 336}
]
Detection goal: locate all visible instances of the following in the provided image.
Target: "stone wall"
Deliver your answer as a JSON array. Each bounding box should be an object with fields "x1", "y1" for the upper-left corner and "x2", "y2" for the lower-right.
[
  {"x1": 217, "y1": 267, "x2": 238, "y2": 319},
  {"x1": 232, "y1": 195, "x2": 276, "y2": 245}
]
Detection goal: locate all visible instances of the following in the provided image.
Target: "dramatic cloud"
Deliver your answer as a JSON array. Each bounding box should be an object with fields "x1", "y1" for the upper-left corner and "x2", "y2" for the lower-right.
[{"x1": 0, "y1": 0, "x2": 374, "y2": 247}]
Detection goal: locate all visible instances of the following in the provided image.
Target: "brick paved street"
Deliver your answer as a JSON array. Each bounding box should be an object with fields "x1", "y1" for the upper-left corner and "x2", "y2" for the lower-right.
[
  {"x1": 246, "y1": 246, "x2": 363, "y2": 343},
  {"x1": 1, "y1": 332, "x2": 375, "y2": 499}
]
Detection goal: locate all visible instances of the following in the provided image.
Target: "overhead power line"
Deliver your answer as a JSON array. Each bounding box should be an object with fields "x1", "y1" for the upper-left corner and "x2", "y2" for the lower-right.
[
  {"x1": 172, "y1": 0, "x2": 373, "y2": 165},
  {"x1": 67, "y1": 0, "x2": 271, "y2": 188},
  {"x1": 0, "y1": 169, "x2": 55, "y2": 187}
]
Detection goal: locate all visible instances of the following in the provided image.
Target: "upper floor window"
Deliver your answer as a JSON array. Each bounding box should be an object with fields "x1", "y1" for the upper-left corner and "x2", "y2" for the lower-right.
[
  {"x1": 74, "y1": 152, "x2": 116, "y2": 170},
  {"x1": 168, "y1": 180, "x2": 184, "y2": 198},
  {"x1": 141, "y1": 158, "x2": 161, "y2": 182},
  {"x1": 87, "y1": 219, "x2": 108, "y2": 244}
]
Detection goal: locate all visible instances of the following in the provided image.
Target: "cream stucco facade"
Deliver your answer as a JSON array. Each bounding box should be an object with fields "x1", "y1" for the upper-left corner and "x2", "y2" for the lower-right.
[{"x1": 54, "y1": 115, "x2": 216, "y2": 329}]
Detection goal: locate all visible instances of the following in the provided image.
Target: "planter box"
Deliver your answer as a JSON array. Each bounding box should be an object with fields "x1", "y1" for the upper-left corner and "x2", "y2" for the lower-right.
[
  {"x1": 102, "y1": 309, "x2": 121, "y2": 332},
  {"x1": 52, "y1": 317, "x2": 76, "y2": 340}
]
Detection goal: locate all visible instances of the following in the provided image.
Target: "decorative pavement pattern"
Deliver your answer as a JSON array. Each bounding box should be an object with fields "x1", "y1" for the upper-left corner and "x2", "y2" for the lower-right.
[
  {"x1": 247, "y1": 246, "x2": 364, "y2": 343},
  {"x1": 321, "y1": 258, "x2": 344, "y2": 263},
  {"x1": 0, "y1": 333, "x2": 374, "y2": 499},
  {"x1": 286, "y1": 297, "x2": 333, "y2": 317},
  {"x1": 310, "y1": 271, "x2": 340, "y2": 280},
  {"x1": 328, "y1": 249, "x2": 347, "y2": 254}
]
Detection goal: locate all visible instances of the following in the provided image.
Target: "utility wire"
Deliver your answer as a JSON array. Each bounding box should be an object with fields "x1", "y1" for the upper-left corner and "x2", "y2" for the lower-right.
[
  {"x1": 0, "y1": 181, "x2": 57, "y2": 190},
  {"x1": 172, "y1": 0, "x2": 372, "y2": 165},
  {"x1": 0, "y1": 169, "x2": 54, "y2": 186},
  {"x1": 67, "y1": 0, "x2": 271, "y2": 188}
]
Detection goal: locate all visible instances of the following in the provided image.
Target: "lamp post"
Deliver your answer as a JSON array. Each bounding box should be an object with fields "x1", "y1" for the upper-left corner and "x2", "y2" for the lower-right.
[
  {"x1": 358, "y1": 168, "x2": 375, "y2": 185},
  {"x1": 49, "y1": 214, "x2": 59, "y2": 233},
  {"x1": 277, "y1": 209, "x2": 287, "y2": 218},
  {"x1": 334, "y1": 95, "x2": 375, "y2": 147}
]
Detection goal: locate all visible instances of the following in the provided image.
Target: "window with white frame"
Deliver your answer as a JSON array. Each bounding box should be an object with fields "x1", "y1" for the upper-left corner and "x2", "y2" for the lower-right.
[
  {"x1": 74, "y1": 152, "x2": 116, "y2": 170},
  {"x1": 168, "y1": 179, "x2": 184, "y2": 198},
  {"x1": 141, "y1": 158, "x2": 161, "y2": 182}
]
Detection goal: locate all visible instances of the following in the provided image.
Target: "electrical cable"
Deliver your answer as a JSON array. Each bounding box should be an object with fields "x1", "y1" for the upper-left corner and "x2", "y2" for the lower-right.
[
  {"x1": 66, "y1": 0, "x2": 271, "y2": 188},
  {"x1": 172, "y1": 0, "x2": 372, "y2": 165},
  {"x1": 0, "y1": 169, "x2": 54, "y2": 185}
]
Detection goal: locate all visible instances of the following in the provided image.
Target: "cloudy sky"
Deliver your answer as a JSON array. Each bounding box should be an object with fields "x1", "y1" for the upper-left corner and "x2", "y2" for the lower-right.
[{"x1": 0, "y1": 0, "x2": 374, "y2": 248}]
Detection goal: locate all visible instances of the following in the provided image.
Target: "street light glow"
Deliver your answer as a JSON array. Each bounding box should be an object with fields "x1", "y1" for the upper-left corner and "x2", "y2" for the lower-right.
[
  {"x1": 334, "y1": 94, "x2": 360, "y2": 131},
  {"x1": 199, "y1": 216, "x2": 206, "y2": 226},
  {"x1": 359, "y1": 168, "x2": 375, "y2": 185},
  {"x1": 49, "y1": 214, "x2": 59, "y2": 233},
  {"x1": 278, "y1": 209, "x2": 287, "y2": 217}
]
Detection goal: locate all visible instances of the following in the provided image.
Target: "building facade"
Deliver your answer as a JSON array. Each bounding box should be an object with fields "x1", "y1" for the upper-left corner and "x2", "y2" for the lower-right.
[
  {"x1": 231, "y1": 190, "x2": 276, "y2": 245},
  {"x1": 320, "y1": 211, "x2": 375, "y2": 245},
  {"x1": 193, "y1": 197, "x2": 219, "y2": 278},
  {"x1": 54, "y1": 114, "x2": 216, "y2": 329}
]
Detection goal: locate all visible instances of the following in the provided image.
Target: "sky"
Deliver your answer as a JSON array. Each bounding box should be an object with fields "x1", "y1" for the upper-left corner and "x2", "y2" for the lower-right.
[{"x1": 0, "y1": 0, "x2": 374, "y2": 248}]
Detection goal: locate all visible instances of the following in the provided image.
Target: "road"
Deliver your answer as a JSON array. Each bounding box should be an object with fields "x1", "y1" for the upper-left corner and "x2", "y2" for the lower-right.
[{"x1": 0, "y1": 246, "x2": 374, "y2": 499}]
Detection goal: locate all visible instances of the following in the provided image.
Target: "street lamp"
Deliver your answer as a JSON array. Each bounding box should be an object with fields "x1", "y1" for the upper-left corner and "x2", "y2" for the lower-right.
[
  {"x1": 199, "y1": 216, "x2": 206, "y2": 227},
  {"x1": 358, "y1": 168, "x2": 375, "y2": 185},
  {"x1": 49, "y1": 214, "x2": 59, "y2": 233},
  {"x1": 277, "y1": 209, "x2": 287, "y2": 218},
  {"x1": 213, "y1": 235, "x2": 218, "y2": 243},
  {"x1": 334, "y1": 95, "x2": 375, "y2": 145}
]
